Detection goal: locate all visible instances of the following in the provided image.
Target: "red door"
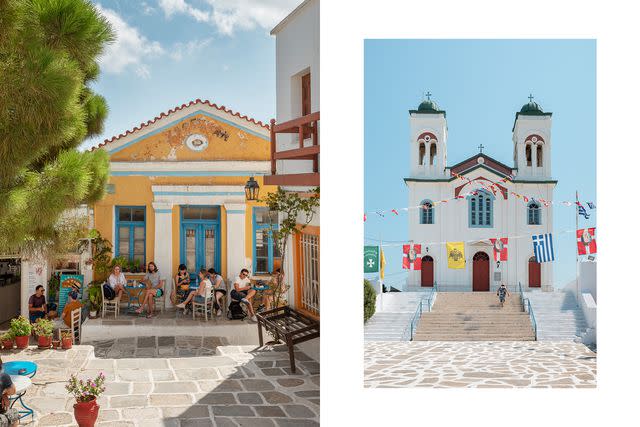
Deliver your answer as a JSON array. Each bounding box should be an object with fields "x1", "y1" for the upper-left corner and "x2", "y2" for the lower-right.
[
  {"x1": 472, "y1": 252, "x2": 490, "y2": 291},
  {"x1": 529, "y1": 257, "x2": 541, "y2": 287},
  {"x1": 421, "y1": 256, "x2": 434, "y2": 287}
]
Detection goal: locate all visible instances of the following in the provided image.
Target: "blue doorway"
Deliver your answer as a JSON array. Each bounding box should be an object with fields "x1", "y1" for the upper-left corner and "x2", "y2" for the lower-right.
[{"x1": 180, "y1": 206, "x2": 221, "y2": 285}]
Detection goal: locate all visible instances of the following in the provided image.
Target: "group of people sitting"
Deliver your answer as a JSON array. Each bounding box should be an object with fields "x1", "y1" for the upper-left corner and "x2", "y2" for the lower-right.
[
  {"x1": 27, "y1": 284, "x2": 83, "y2": 330},
  {"x1": 102, "y1": 262, "x2": 283, "y2": 322}
]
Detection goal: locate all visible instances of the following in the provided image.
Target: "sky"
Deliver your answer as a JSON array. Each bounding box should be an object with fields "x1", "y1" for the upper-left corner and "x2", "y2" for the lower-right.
[
  {"x1": 364, "y1": 39, "x2": 596, "y2": 290},
  {"x1": 83, "y1": 0, "x2": 301, "y2": 150}
]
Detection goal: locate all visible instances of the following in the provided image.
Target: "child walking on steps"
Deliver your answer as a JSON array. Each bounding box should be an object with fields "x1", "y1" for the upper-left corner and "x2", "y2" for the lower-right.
[{"x1": 497, "y1": 282, "x2": 510, "y2": 308}]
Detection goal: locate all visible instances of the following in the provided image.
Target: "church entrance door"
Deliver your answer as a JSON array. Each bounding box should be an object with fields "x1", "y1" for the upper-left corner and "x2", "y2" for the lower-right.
[
  {"x1": 421, "y1": 256, "x2": 434, "y2": 287},
  {"x1": 472, "y1": 251, "x2": 490, "y2": 291},
  {"x1": 528, "y1": 256, "x2": 541, "y2": 288}
]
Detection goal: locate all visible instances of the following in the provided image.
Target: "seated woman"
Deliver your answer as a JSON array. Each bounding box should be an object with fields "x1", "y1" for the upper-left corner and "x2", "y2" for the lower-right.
[
  {"x1": 171, "y1": 264, "x2": 191, "y2": 305},
  {"x1": 136, "y1": 262, "x2": 163, "y2": 318},
  {"x1": 28, "y1": 285, "x2": 47, "y2": 323},
  {"x1": 207, "y1": 268, "x2": 226, "y2": 317},
  {"x1": 176, "y1": 269, "x2": 211, "y2": 309},
  {"x1": 107, "y1": 265, "x2": 126, "y2": 300},
  {"x1": 0, "y1": 356, "x2": 19, "y2": 427}
]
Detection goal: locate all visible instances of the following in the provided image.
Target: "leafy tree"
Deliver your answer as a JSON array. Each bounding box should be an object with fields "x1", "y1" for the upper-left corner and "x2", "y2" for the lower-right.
[
  {"x1": 0, "y1": 0, "x2": 114, "y2": 257},
  {"x1": 364, "y1": 279, "x2": 376, "y2": 322},
  {"x1": 261, "y1": 187, "x2": 320, "y2": 308}
]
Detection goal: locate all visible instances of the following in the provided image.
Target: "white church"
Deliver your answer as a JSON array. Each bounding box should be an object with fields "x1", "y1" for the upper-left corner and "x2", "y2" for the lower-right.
[{"x1": 405, "y1": 95, "x2": 556, "y2": 292}]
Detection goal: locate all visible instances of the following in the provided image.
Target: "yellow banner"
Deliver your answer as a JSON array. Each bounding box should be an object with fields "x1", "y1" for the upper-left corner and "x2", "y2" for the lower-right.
[
  {"x1": 447, "y1": 242, "x2": 465, "y2": 269},
  {"x1": 380, "y1": 248, "x2": 386, "y2": 280}
]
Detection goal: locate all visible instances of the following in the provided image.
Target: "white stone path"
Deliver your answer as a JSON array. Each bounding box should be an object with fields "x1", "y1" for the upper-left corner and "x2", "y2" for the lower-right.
[
  {"x1": 364, "y1": 341, "x2": 596, "y2": 388},
  {"x1": 2, "y1": 341, "x2": 319, "y2": 426}
]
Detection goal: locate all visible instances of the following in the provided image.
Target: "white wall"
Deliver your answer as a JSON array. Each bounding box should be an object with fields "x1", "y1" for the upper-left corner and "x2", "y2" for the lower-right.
[{"x1": 273, "y1": 0, "x2": 319, "y2": 177}]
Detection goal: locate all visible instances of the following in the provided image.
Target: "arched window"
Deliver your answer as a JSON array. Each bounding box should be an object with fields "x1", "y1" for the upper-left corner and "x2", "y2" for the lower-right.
[
  {"x1": 420, "y1": 200, "x2": 434, "y2": 224},
  {"x1": 429, "y1": 143, "x2": 437, "y2": 166},
  {"x1": 468, "y1": 190, "x2": 494, "y2": 228},
  {"x1": 525, "y1": 144, "x2": 532, "y2": 166},
  {"x1": 527, "y1": 201, "x2": 541, "y2": 225},
  {"x1": 536, "y1": 144, "x2": 543, "y2": 167},
  {"x1": 419, "y1": 142, "x2": 426, "y2": 165}
]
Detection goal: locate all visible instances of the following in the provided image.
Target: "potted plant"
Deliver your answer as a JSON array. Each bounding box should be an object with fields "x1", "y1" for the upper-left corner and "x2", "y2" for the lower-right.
[
  {"x1": 10, "y1": 316, "x2": 31, "y2": 349},
  {"x1": 33, "y1": 317, "x2": 54, "y2": 349},
  {"x1": 61, "y1": 330, "x2": 73, "y2": 350},
  {"x1": 66, "y1": 372, "x2": 106, "y2": 427},
  {"x1": 1, "y1": 332, "x2": 13, "y2": 350},
  {"x1": 87, "y1": 282, "x2": 103, "y2": 318}
]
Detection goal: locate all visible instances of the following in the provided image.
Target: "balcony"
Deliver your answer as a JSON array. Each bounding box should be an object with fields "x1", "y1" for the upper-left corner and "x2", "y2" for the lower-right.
[{"x1": 264, "y1": 111, "x2": 319, "y2": 187}]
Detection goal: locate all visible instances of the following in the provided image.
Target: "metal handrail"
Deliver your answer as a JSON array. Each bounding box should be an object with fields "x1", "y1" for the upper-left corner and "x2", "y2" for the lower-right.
[
  {"x1": 401, "y1": 287, "x2": 437, "y2": 341},
  {"x1": 518, "y1": 281, "x2": 525, "y2": 311},
  {"x1": 523, "y1": 297, "x2": 538, "y2": 340}
]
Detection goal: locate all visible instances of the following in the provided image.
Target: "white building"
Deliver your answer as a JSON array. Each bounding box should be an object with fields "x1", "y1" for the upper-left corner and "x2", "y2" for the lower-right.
[{"x1": 406, "y1": 95, "x2": 556, "y2": 291}]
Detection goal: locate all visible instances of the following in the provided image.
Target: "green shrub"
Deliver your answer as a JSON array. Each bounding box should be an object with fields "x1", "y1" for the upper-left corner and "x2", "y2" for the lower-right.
[
  {"x1": 10, "y1": 315, "x2": 32, "y2": 337},
  {"x1": 32, "y1": 317, "x2": 54, "y2": 337},
  {"x1": 364, "y1": 279, "x2": 377, "y2": 322}
]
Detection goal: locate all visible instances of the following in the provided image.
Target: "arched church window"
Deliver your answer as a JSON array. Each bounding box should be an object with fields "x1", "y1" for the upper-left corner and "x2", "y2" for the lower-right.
[
  {"x1": 419, "y1": 142, "x2": 426, "y2": 165},
  {"x1": 468, "y1": 190, "x2": 493, "y2": 228},
  {"x1": 420, "y1": 200, "x2": 434, "y2": 224},
  {"x1": 536, "y1": 144, "x2": 543, "y2": 167},
  {"x1": 429, "y1": 143, "x2": 437, "y2": 166},
  {"x1": 527, "y1": 201, "x2": 541, "y2": 225},
  {"x1": 525, "y1": 144, "x2": 532, "y2": 167}
]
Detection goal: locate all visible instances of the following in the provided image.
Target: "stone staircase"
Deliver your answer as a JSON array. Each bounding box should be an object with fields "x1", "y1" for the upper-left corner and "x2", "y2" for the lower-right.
[
  {"x1": 414, "y1": 292, "x2": 535, "y2": 341},
  {"x1": 524, "y1": 291, "x2": 587, "y2": 341},
  {"x1": 364, "y1": 292, "x2": 429, "y2": 341}
]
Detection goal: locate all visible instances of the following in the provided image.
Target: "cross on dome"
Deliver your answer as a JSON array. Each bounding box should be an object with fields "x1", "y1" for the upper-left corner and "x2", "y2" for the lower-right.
[
  {"x1": 425, "y1": 91, "x2": 432, "y2": 100},
  {"x1": 528, "y1": 93, "x2": 534, "y2": 102}
]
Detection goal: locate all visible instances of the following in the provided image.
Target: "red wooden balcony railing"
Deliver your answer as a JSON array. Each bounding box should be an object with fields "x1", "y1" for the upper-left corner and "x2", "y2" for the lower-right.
[{"x1": 264, "y1": 111, "x2": 319, "y2": 187}]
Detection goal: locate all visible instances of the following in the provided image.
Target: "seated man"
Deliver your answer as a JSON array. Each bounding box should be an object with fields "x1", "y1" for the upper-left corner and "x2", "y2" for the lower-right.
[
  {"x1": 54, "y1": 291, "x2": 83, "y2": 334},
  {"x1": 0, "y1": 357, "x2": 19, "y2": 427},
  {"x1": 28, "y1": 284, "x2": 47, "y2": 323},
  {"x1": 230, "y1": 269, "x2": 257, "y2": 322}
]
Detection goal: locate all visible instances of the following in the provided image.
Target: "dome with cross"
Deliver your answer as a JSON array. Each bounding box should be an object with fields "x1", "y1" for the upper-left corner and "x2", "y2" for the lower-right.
[
  {"x1": 520, "y1": 94, "x2": 544, "y2": 114},
  {"x1": 413, "y1": 92, "x2": 446, "y2": 115}
]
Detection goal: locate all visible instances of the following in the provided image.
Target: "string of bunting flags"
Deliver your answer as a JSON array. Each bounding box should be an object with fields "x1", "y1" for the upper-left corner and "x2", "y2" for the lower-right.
[
  {"x1": 363, "y1": 172, "x2": 596, "y2": 221},
  {"x1": 393, "y1": 227, "x2": 596, "y2": 271}
]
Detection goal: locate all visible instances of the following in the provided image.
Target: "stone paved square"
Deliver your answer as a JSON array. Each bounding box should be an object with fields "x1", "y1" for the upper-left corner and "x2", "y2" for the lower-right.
[{"x1": 364, "y1": 341, "x2": 596, "y2": 388}]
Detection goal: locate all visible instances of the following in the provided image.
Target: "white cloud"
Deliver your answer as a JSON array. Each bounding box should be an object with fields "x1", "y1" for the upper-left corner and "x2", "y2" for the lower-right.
[
  {"x1": 159, "y1": 0, "x2": 300, "y2": 36},
  {"x1": 97, "y1": 4, "x2": 164, "y2": 78},
  {"x1": 141, "y1": 2, "x2": 155, "y2": 15},
  {"x1": 169, "y1": 38, "x2": 214, "y2": 61}
]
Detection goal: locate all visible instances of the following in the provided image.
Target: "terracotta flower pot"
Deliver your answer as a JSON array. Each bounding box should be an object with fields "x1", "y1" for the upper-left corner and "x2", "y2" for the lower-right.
[
  {"x1": 73, "y1": 397, "x2": 100, "y2": 427},
  {"x1": 37, "y1": 335, "x2": 52, "y2": 349},
  {"x1": 14, "y1": 335, "x2": 29, "y2": 349},
  {"x1": 61, "y1": 337, "x2": 73, "y2": 349},
  {"x1": 52, "y1": 340, "x2": 60, "y2": 349},
  {"x1": 1, "y1": 340, "x2": 13, "y2": 350}
]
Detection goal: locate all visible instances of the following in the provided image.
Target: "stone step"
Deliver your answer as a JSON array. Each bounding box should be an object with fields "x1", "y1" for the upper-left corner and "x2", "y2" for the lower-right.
[{"x1": 414, "y1": 335, "x2": 535, "y2": 341}]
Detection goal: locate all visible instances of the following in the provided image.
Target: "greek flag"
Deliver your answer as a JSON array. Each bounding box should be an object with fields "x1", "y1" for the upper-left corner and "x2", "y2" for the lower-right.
[
  {"x1": 587, "y1": 202, "x2": 596, "y2": 209},
  {"x1": 578, "y1": 205, "x2": 590, "y2": 219},
  {"x1": 532, "y1": 233, "x2": 555, "y2": 263}
]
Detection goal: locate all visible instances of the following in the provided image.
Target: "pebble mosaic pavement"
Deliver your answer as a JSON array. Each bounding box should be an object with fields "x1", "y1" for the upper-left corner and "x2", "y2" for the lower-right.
[
  {"x1": 364, "y1": 341, "x2": 596, "y2": 388},
  {"x1": 2, "y1": 337, "x2": 319, "y2": 426}
]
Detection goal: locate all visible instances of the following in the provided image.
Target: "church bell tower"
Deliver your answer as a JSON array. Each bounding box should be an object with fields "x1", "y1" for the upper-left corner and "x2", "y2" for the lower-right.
[
  {"x1": 409, "y1": 92, "x2": 447, "y2": 178},
  {"x1": 513, "y1": 95, "x2": 552, "y2": 179}
]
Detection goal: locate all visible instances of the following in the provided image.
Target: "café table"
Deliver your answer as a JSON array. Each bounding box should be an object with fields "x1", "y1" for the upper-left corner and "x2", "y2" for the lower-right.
[
  {"x1": 124, "y1": 281, "x2": 146, "y2": 313},
  {"x1": 8, "y1": 372, "x2": 35, "y2": 420},
  {"x1": 2, "y1": 361, "x2": 37, "y2": 378}
]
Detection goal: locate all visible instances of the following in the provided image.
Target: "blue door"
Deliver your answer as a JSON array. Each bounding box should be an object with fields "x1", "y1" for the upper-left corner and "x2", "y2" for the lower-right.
[{"x1": 180, "y1": 206, "x2": 221, "y2": 285}]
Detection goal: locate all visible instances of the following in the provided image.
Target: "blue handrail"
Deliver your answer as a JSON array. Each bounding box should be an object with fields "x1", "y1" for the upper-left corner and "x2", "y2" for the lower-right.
[
  {"x1": 523, "y1": 297, "x2": 538, "y2": 340},
  {"x1": 402, "y1": 286, "x2": 437, "y2": 341}
]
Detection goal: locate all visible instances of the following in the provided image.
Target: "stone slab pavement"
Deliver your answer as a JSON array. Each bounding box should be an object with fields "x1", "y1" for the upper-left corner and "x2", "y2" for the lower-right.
[
  {"x1": 1, "y1": 338, "x2": 319, "y2": 426},
  {"x1": 364, "y1": 341, "x2": 596, "y2": 388}
]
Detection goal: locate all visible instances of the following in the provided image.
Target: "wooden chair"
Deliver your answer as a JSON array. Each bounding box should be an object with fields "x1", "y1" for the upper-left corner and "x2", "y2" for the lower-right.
[
  {"x1": 101, "y1": 283, "x2": 120, "y2": 318},
  {"x1": 193, "y1": 286, "x2": 213, "y2": 321},
  {"x1": 58, "y1": 307, "x2": 82, "y2": 344},
  {"x1": 152, "y1": 279, "x2": 166, "y2": 313}
]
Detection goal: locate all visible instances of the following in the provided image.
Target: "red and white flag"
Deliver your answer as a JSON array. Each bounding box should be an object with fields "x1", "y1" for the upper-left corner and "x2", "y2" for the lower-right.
[
  {"x1": 489, "y1": 238, "x2": 509, "y2": 261},
  {"x1": 577, "y1": 228, "x2": 597, "y2": 255},
  {"x1": 402, "y1": 244, "x2": 422, "y2": 270}
]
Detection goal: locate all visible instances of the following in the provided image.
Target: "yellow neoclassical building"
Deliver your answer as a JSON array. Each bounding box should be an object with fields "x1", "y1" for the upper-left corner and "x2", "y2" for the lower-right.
[{"x1": 92, "y1": 99, "x2": 280, "y2": 294}]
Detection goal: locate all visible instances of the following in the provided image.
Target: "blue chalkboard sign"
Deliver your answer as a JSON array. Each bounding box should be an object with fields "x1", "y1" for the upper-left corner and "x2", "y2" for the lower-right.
[{"x1": 58, "y1": 274, "x2": 83, "y2": 315}]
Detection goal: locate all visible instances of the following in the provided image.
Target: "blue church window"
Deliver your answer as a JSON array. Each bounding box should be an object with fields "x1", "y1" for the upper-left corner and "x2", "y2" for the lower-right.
[
  {"x1": 420, "y1": 200, "x2": 434, "y2": 224},
  {"x1": 468, "y1": 190, "x2": 493, "y2": 228}
]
